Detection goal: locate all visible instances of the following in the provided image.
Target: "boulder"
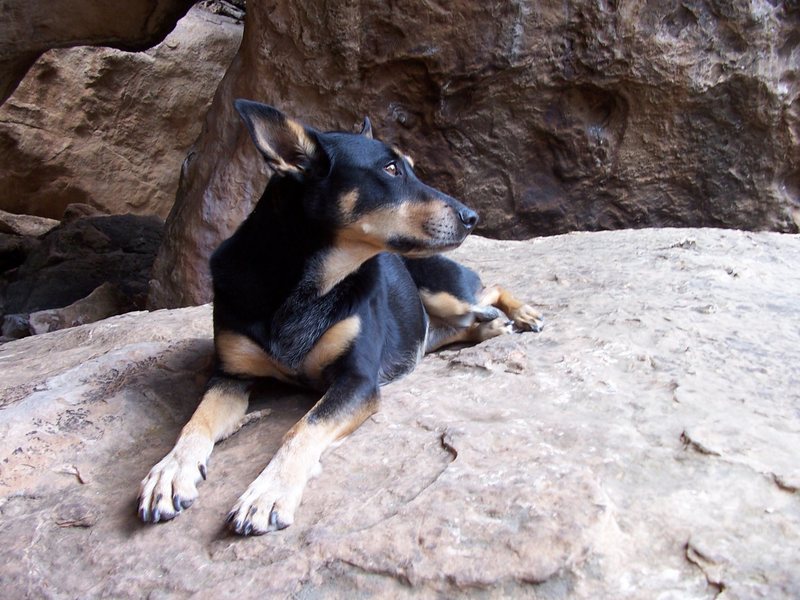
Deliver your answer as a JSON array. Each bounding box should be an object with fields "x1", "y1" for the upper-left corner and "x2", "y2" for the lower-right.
[
  {"x1": 1, "y1": 229, "x2": 798, "y2": 597},
  {"x1": 0, "y1": 209, "x2": 59, "y2": 237},
  {"x1": 28, "y1": 282, "x2": 127, "y2": 335},
  {"x1": 147, "y1": 0, "x2": 800, "y2": 308},
  {"x1": 0, "y1": 0, "x2": 196, "y2": 104},
  {"x1": 0, "y1": 232, "x2": 39, "y2": 274},
  {"x1": 2, "y1": 214, "x2": 162, "y2": 319},
  {"x1": 0, "y1": 7, "x2": 243, "y2": 220}
]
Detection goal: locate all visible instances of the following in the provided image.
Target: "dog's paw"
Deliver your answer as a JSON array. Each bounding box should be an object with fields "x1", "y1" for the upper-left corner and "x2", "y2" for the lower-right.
[
  {"x1": 226, "y1": 471, "x2": 304, "y2": 536},
  {"x1": 511, "y1": 304, "x2": 544, "y2": 333},
  {"x1": 474, "y1": 316, "x2": 514, "y2": 341},
  {"x1": 138, "y1": 436, "x2": 211, "y2": 524}
]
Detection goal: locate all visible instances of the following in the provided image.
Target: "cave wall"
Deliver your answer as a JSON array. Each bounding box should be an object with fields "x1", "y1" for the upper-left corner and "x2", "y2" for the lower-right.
[{"x1": 147, "y1": 0, "x2": 800, "y2": 308}]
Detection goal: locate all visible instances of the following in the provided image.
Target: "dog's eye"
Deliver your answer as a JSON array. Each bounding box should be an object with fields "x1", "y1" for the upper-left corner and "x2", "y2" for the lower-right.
[{"x1": 384, "y1": 161, "x2": 399, "y2": 177}]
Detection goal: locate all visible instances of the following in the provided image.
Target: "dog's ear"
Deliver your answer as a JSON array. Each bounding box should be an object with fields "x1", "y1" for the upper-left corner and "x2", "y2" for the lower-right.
[
  {"x1": 359, "y1": 116, "x2": 373, "y2": 139},
  {"x1": 234, "y1": 99, "x2": 325, "y2": 175}
]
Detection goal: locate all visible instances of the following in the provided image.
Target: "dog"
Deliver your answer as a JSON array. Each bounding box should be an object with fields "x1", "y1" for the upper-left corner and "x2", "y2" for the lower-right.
[{"x1": 137, "y1": 100, "x2": 543, "y2": 535}]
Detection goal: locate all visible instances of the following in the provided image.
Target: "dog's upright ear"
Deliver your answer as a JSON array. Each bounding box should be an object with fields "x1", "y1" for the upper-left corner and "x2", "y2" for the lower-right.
[
  {"x1": 234, "y1": 99, "x2": 324, "y2": 175},
  {"x1": 359, "y1": 116, "x2": 373, "y2": 139}
]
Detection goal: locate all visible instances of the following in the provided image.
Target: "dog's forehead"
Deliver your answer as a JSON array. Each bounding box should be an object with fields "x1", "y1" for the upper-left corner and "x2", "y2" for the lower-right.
[{"x1": 323, "y1": 132, "x2": 395, "y2": 165}]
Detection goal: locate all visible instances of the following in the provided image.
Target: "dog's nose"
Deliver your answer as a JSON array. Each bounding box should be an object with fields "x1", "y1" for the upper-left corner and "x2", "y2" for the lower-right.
[{"x1": 458, "y1": 207, "x2": 479, "y2": 231}]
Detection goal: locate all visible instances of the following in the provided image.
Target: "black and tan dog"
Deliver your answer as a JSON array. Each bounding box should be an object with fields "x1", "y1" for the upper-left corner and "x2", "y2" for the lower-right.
[{"x1": 137, "y1": 100, "x2": 543, "y2": 535}]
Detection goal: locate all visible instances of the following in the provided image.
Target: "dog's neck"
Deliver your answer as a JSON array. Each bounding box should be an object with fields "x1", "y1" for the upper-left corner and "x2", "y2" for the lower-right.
[
  {"x1": 314, "y1": 240, "x2": 381, "y2": 296},
  {"x1": 245, "y1": 178, "x2": 382, "y2": 299}
]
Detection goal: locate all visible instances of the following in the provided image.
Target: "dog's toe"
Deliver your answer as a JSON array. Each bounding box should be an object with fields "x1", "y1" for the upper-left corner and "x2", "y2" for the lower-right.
[
  {"x1": 138, "y1": 450, "x2": 206, "y2": 524},
  {"x1": 227, "y1": 475, "x2": 301, "y2": 536},
  {"x1": 511, "y1": 304, "x2": 544, "y2": 333}
]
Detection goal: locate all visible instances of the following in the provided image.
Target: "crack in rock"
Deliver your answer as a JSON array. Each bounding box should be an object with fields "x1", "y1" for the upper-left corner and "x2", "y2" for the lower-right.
[{"x1": 685, "y1": 540, "x2": 727, "y2": 599}]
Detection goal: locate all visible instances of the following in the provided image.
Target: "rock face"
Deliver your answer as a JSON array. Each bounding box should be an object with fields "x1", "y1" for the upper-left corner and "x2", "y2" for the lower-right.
[
  {"x1": 0, "y1": 209, "x2": 59, "y2": 237},
  {"x1": 27, "y1": 282, "x2": 127, "y2": 336},
  {"x1": 0, "y1": 7, "x2": 243, "y2": 220},
  {"x1": 0, "y1": 0, "x2": 195, "y2": 104},
  {"x1": 0, "y1": 214, "x2": 162, "y2": 340},
  {"x1": 148, "y1": 0, "x2": 800, "y2": 308},
  {"x1": 2, "y1": 229, "x2": 799, "y2": 598}
]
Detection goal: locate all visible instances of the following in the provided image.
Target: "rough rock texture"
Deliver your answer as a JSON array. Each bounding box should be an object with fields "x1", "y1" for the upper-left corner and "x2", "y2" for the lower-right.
[
  {"x1": 148, "y1": 0, "x2": 800, "y2": 308},
  {"x1": 2, "y1": 229, "x2": 799, "y2": 598},
  {"x1": 0, "y1": 209, "x2": 59, "y2": 237},
  {"x1": 0, "y1": 7, "x2": 243, "y2": 219},
  {"x1": 1, "y1": 214, "x2": 162, "y2": 323},
  {"x1": 0, "y1": 0, "x2": 195, "y2": 104},
  {"x1": 28, "y1": 282, "x2": 127, "y2": 336}
]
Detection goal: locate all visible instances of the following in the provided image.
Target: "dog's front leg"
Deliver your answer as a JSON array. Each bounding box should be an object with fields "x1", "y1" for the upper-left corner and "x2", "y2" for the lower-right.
[
  {"x1": 227, "y1": 376, "x2": 378, "y2": 535},
  {"x1": 138, "y1": 376, "x2": 251, "y2": 523}
]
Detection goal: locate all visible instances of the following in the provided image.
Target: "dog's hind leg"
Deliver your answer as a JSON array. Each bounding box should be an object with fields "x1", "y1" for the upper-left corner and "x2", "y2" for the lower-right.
[
  {"x1": 138, "y1": 376, "x2": 252, "y2": 523},
  {"x1": 227, "y1": 376, "x2": 378, "y2": 535},
  {"x1": 425, "y1": 317, "x2": 513, "y2": 353},
  {"x1": 478, "y1": 285, "x2": 544, "y2": 332}
]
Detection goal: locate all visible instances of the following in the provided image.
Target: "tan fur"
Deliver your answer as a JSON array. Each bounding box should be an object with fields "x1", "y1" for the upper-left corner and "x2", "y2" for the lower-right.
[
  {"x1": 250, "y1": 117, "x2": 315, "y2": 173},
  {"x1": 342, "y1": 201, "x2": 444, "y2": 246},
  {"x1": 180, "y1": 382, "x2": 251, "y2": 441},
  {"x1": 287, "y1": 119, "x2": 316, "y2": 158},
  {"x1": 479, "y1": 285, "x2": 543, "y2": 331},
  {"x1": 138, "y1": 380, "x2": 255, "y2": 520},
  {"x1": 303, "y1": 316, "x2": 362, "y2": 380},
  {"x1": 318, "y1": 239, "x2": 382, "y2": 295},
  {"x1": 227, "y1": 393, "x2": 378, "y2": 532},
  {"x1": 479, "y1": 285, "x2": 523, "y2": 314},
  {"x1": 339, "y1": 189, "x2": 359, "y2": 219},
  {"x1": 425, "y1": 317, "x2": 511, "y2": 353},
  {"x1": 392, "y1": 146, "x2": 415, "y2": 168},
  {"x1": 419, "y1": 289, "x2": 471, "y2": 320},
  {"x1": 216, "y1": 330, "x2": 296, "y2": 382}
]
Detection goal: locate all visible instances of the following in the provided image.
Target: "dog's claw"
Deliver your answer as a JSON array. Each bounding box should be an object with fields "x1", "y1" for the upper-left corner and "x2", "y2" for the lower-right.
[
  {"x1": 198, "y1": 463, "x2": 207, "y2": 480},
  {"x1": 270, "y1": 509, "x2": 290, "y2": 530}
]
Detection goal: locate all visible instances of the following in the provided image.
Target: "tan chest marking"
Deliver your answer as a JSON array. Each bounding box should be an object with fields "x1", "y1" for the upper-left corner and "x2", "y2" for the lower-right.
[
  {"x1": 318, "y1": 239, "x2": 381, "y2": 295},
  {"x1": 302, "y1": 315, "x2": 362, "y2": 381},
  {"x1": 215, "y1": 330, "x2": 296, "y2": 383}
]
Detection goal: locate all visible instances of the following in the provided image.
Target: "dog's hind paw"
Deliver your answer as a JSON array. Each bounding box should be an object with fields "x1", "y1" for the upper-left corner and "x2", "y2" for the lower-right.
[
  {"x1": 511, "y1": 304, "x2": 544, "y2": 333},
  {"x1": 137, "y1": 436, "x2": 212, "y2": 523},
  {"x1": 473, "y1": 316, "x2": 514, "y2": 342}
]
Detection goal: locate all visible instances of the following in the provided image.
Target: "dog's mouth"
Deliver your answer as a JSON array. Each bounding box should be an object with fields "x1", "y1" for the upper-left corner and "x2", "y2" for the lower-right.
[{"x1": 387, "y1": 233, "x2": 469, "y2": 257}]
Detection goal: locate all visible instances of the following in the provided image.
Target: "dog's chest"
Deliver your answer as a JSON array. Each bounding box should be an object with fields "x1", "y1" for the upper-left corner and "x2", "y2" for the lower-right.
[{"x1": 216, "y1": 314, "x2": 359, "y2": 387}]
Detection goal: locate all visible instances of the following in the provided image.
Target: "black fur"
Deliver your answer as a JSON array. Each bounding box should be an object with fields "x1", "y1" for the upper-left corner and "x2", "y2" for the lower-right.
[{"x1": 212, "y1": 102, "x2": 482, "y2": 392}]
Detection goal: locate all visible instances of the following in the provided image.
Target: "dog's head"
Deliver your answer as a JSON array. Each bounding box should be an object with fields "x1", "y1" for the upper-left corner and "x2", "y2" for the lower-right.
[{"x1": 235, "y1": 99, "x2": 478, "y2": 257}]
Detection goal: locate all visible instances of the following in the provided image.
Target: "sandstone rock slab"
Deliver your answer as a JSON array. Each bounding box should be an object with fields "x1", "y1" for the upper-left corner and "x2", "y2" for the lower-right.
[{"x1": 1, "y1": 229, "x2": 799, "y2": 598}]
